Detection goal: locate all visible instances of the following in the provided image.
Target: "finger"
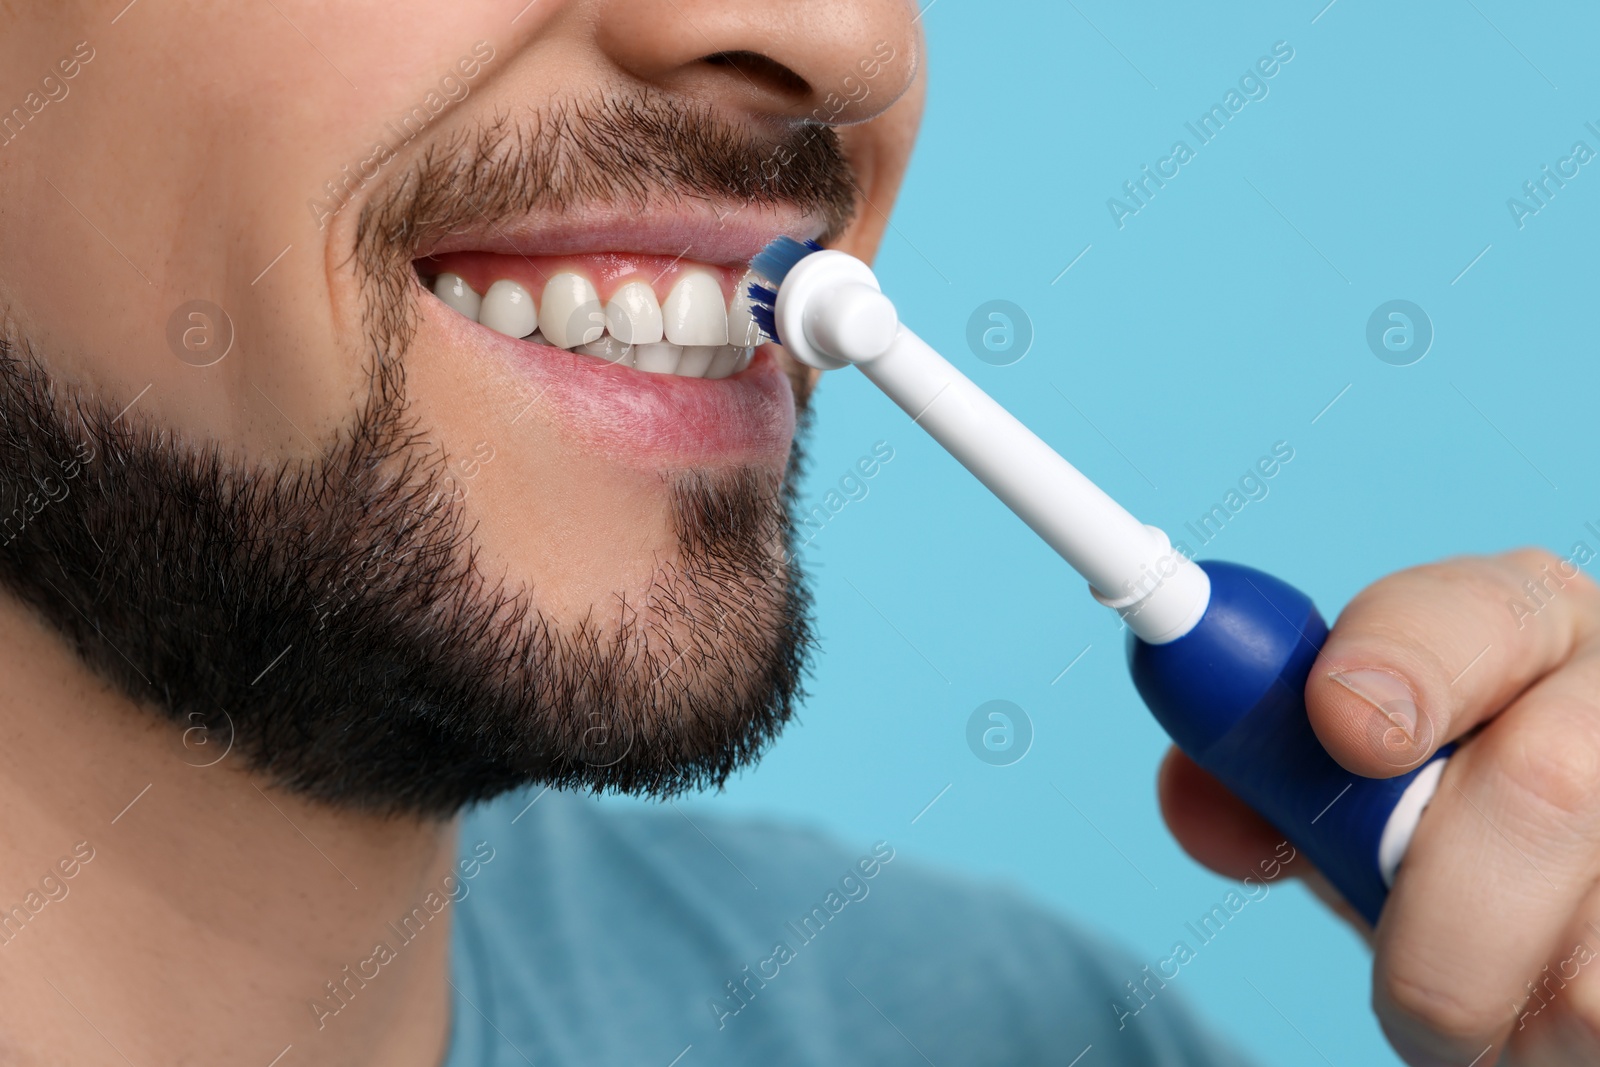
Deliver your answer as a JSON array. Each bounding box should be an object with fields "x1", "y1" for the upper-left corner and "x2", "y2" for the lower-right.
[
  {"x1": 1372, "y1": 643, "x2": 1600, "y2": 1065},
  {"x1": 1158, "y1": 747, "x2": 1371, "y2": 937},
  {"x1": 1505, "y1": 897, "x2": 1600, "y2": 1067},
  {"x1": 1307, "y1": 548, "x2": 1600, "y2": 778},
  {"x1": 1156, "y1": 746, "x2": 1282, "y2": 879}
]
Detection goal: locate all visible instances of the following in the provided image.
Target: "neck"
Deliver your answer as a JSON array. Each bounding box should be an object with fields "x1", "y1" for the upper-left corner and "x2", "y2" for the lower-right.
[{"x1": 0, "y1": 593, "x2": 457, "y2": 1066}]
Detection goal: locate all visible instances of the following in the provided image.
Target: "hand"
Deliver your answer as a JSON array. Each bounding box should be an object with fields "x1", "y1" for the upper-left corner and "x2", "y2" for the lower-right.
[{"x1": 1159, "y1": 549, "x2": 1600, "y2": 1066}]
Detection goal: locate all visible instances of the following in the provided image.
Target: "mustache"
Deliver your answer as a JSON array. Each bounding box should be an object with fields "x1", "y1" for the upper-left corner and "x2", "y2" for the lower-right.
[{"x1": 350, "y1": 94, "x2": 858, "y2": 361}]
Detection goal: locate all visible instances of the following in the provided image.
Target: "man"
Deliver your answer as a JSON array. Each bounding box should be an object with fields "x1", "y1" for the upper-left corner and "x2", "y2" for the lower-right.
[{"x1": 0, "y1": 3, "x2": 1596, "y2": 1065}]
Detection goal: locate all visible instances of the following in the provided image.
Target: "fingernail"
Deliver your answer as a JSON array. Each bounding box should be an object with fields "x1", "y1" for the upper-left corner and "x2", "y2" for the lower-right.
[{"x1": 1328, "y1": 667, "x2": 1434, "y2": 768}]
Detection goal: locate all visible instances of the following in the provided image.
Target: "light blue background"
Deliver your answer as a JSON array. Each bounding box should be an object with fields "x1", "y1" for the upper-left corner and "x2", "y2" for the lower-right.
[{"x1": 619, "y1": 2, "x2": 1600, "y2": 1063}]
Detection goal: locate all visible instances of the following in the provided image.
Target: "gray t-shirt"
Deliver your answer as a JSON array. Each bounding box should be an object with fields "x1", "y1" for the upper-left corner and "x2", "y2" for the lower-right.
[{"x1": 439, "y1": 789, "x2": 1252, "y2": 1065}]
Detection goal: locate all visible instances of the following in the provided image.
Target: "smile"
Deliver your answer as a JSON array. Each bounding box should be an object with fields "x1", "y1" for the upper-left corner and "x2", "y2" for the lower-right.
[
  {"x1": 417, "y1": 252, "x2": 764, "y2": 380},
  {"x1": 410, "y1": 209, "x2": 819, "y2": 465}
]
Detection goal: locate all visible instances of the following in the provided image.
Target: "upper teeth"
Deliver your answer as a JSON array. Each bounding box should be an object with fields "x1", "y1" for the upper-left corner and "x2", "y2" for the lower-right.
[
  {"x1": 479, "y1": 279, "x2": 537, "y2": 340},
  {"x1": 661, "y1": 270, "x2": 728, "y2": 347},
  {"x1": 604, "y1": 281, "x2": 662, "y2": 345},
  {"x1": 538, "y1": 272, "x2": 605, "y2": 350},
  {"x1": 432, "y1": 268, "x2": 760, "y2": 380}
]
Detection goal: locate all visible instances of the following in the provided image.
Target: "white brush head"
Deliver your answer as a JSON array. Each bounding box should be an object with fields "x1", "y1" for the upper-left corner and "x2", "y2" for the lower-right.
[
  {"x1": 772, "y1": 250, "x2": 898, "y2": 371},
  {"x1": 802, "y1": 282, "x2": 899, "y2": 365}
]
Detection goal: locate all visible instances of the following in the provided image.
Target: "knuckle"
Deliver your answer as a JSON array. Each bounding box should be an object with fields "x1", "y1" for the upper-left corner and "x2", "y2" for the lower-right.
[
  {"x1": 1490, "y1": 707, "x2": 1600, "y2": 820},
  {"x1": 1378, "y1": 967, "x2": 1498, "y2": 1046}
]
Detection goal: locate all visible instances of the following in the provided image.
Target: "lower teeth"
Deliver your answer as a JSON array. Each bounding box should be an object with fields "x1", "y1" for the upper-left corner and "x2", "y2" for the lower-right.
[
  {"x1": 574, "y1": 335, "x2": 633, "y2": 364},
  {"x1": 560, "y1": 335, "x2": 752, "y2": 379}
]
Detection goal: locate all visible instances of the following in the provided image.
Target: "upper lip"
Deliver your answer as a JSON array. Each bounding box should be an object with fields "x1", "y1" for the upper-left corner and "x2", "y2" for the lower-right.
[{"x1": 413, "y1": 200, "x2": 827, "y2": 267}]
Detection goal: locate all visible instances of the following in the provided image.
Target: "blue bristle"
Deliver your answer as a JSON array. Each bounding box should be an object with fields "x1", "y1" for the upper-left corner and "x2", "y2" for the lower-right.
[
  {"x1": 748, "y1": 236, "x2": 824, "y2": 286},
  {"x1": 745, "y1": 238, "x2": 821, "y2": 346},
  {"x1": 745, "y1": 280, "x2": 781, "y2": 343},
  {"x1": 749, "y1": 301, "x2": 779, "y2": 345}
]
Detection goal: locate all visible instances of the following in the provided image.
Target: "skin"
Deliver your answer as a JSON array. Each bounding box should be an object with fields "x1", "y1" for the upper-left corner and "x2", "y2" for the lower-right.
[
  {"x1": 0, "y1": 1, "x2": 921, "y2": 1064},
  {"x1": 2, "y1": 4, "x2": 1589, "y2": 1067}
]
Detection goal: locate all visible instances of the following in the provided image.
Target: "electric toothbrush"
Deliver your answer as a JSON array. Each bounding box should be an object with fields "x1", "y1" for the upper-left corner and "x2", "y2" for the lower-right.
[{"x1": 748, "y1": 237, "x2": 1452, "y2": 926}]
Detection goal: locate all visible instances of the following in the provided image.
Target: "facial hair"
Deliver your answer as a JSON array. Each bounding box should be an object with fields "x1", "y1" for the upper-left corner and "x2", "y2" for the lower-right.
[{"x1": 0, "y1": 95, "x2": 853, "y2": 817}]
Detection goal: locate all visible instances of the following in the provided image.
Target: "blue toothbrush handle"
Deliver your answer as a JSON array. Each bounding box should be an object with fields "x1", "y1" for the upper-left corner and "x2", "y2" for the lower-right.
[{"x1": 1129, "y1": 560, "x2": 1453, "y2": 926}]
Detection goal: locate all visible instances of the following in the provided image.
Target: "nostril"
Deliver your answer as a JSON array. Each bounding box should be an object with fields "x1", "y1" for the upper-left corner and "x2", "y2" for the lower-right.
[{"x1": 700, "y1": 50, "x2": 812, "y2": 98}]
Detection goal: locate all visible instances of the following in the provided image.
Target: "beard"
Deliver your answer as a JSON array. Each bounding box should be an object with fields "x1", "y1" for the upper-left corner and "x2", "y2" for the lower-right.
[{"x1": 0, "y1": 95, "x2": 855, "y2": 818}]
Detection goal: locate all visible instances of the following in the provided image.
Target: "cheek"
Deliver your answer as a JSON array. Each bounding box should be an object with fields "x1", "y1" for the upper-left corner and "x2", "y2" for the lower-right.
[{"x1": 0, "y1": 5, "x2": 530, "y2": 464}]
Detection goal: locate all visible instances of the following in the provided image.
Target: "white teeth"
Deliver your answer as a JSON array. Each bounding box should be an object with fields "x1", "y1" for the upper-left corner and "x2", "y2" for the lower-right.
[
  {"x1": 604, "y1": 281, "x2": 664, "y2": 345},
  {"x1": 726, "y1": 271, "x2": 763, "y2": 348},
  {"x1": 662, "y1": 270, "x2": 728, "y2": 347},
  {"x1": 575, "y1": 335, "x2": 634, "y2": 367},
  {"x1": 633, "y1": 342, "x2": 684, "y2": 376},
  {"x1": 676, "y1": 346, "x2": 718, "y2": 379},
  {"x1": 705, "y1": 346, "x2": 747, "y2": 380},
  {"x1": 433, "y1": 273, "x2": 481, "y2": 320},
  {"x1": 540, "y1": 272, "x2": 605, "y2": 349},
  {"x1": 447, "y1": 267, "x2": 754, "y2": 380},
  {"x1": 478, "y1": 279, "x2": 538, "y2": 339}
]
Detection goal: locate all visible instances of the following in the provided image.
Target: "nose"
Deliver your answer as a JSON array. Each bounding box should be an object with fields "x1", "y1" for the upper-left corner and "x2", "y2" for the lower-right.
[{"x1": 594, "y1": 0, "x2": 919, "y2": 127}]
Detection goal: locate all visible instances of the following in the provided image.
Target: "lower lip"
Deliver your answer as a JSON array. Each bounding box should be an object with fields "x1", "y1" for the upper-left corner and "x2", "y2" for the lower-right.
[{"x1": 439, "y1": 304, "x2": 796, "y2": 466}]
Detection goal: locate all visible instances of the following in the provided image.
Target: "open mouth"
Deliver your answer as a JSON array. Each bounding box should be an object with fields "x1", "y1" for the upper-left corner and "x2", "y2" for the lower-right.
[
  {"x1": 416, "y1": 252, "x2": 765, "y2": 380},
  {"x1": 406, "y1": 209, "x2": 819, "y2": 465}
]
